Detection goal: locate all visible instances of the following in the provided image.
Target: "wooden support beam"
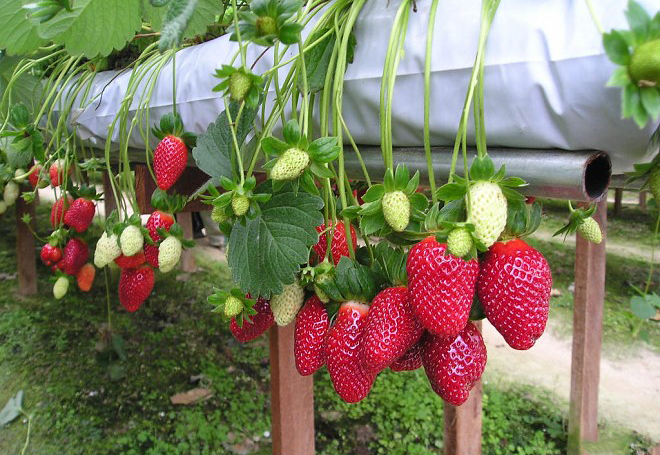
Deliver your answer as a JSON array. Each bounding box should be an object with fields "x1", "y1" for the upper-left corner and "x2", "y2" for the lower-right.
[
  {"x1": 613, "y1": 188, "x2": 623, "y2": 218},
  {"x1": 134, "y1": 165, "x2": 211, "y2": 213},
  {"x1": 270, "y1": 324, "x2": 315, "y2": 455},
  {"x1": 103, "y1": 171, "x2": 117, "y2": 216},
  {"x1": 567, "y1": 198, "x2": 607, "y2": 455},
  {"x1": 16, "y1": 196, "x2": 37, "y2": 296},
  {"x1": 444, "y1": 320, "x2": 483, "y2": 455},
  {"x1": 177, "y1": 212, "x2": 196, "y2": 273},
  {"x1": 639, "y1": 190, "x2": 647, "y2": 209}
]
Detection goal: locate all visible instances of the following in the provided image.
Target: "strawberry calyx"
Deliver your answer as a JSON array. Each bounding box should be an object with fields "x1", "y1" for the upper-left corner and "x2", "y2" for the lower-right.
[
  {"x1": 212, "y1": 65, "x2": 263, "y2": 108},
  {"x1": 151, "y1": 112, "x2": 196, "y2": 148},
  {"x1": 552, "y1": 203, "x2": 598, "y2": 241},
  {"x1": 150, "y1": 188, "x2": 187, "y2": 214},
  {"x1": 201, "y1": 175, "x2": 271, "y2": 221},
  {"x1": 156, "y1": 222, "x2": 195, "y2": 249},
  {"x1": 208, "y1": 288, "x2": 258, "y2": 324},
  {"x1": 314, "y1": 257, "x2": 377, "y2": 305}
]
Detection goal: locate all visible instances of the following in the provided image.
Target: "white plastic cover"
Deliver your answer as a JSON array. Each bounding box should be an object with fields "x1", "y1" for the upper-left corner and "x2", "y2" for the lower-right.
[{"x1": 67, "y1": 0, "x2": 658, "y2": 174}]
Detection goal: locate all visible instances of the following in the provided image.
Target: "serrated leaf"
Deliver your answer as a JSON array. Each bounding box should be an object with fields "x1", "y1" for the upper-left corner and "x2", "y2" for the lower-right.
[
  {"x1": 307, "y1": 137, "x2": 339, "y2": 163},
  {"x1": 602, "y1": 30, "x2": 631, "y2": 66},
  {"x1": 227, "y1": 189, "x2": 323, "y2": 297},
  {"x1": 192, "y1": 102, "x2": 257, "y2": 181},
  {"x1": 38, "y1": 0, "x2": 142, "y2": 58},
  {"x1": 622, "y1": 84, "x2": 640, "y2": 118},
  {"x1": 362, "y1": 184, "x2": 384, "y2": 203},
  {"x1": 606, "y1": 66, "x2": 631, "y2": 87},
  {"x1": 0, "y1": 0, "x2": 45, "y2": 55},
  {"x1": 299, "y1": 30, "x2": 334, "y2": 93},
  {"x1": 625, "y1": 0, "x2": 651, "y2": 40},
  {"x1": 640, "y1": 87, "x2": 660, "y2": 120},
  {"x1": 144, "y1": 0, "x2": 217, "y2": 40},
  {"x1": 435, "y1": 183, "x2": 466, "y2": 202},
  {"x1": 361, "y1": 212, "x2": 386, "y2": 235},
  {"x1": 158, "y1": 0, "x2": 199, "y2": 51},
  {"x1": 630, "y1": 295, "x2": 656, "y2": 319}
]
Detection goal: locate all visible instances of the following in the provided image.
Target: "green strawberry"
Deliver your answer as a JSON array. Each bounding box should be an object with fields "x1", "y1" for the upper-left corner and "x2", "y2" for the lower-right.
[
  {"x1": 314, "y1": 284, "x2": 330, "y2": 303},
  {"x1": 256, "y1": 16, "x2": 278, "y2": 36},
  {"x1": 270, "y1": 148, "x2": 310, "y2": 181},
  {"x1": 447, "y1": 227, "x2": 473, "y2": 258},
  {"x1": 629, "y1": 39, "x2": 660, "y2": 86},
  {"x1": 53, "y1": 276, "x2": 69, "y2": 299},
  {"x1": 3, "y1": 181, "x2": 19, "y2": 206},
  {"x1": 382, "y1": 190, "x2": 410, "y2": 232},
  {"x1": 649, "y1": 166, "x2": 660, "y2": 203},
  {"x1": 94, "y1": 232, "x2": 122, "y2": 268},
  {"x1": 158, "y1": 236, "x2": 182, "y2": 273},
  {"x1": 270, "y1": 282, "x2": 305, "y2": 326},
  {"x1": 120, "y1": 225, "x2": 144, "y2": 257},
  {"x1": 211, "y1": 206, "x2": 228, "y2": 223},
  {"x1": 232, "y1": 195, "x2": 250, "y2": 216},
  {"x1": 229, "y1": 71, "x2": 252, "y2": 102},
  {"x1": 224, "y1": 295, "x2": 244, "y2": 318},
  {"x1": 576, "y1": 217, "x2": 602, "y2": 244},
  {"x1": 467, "y1": 181, "x2": 507, "y2": 248}
]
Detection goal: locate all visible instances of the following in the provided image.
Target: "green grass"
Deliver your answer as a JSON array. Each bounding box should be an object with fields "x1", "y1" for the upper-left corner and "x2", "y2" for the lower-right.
[{"x1": 0, "y1": 203, "x2": 656, "y2": 454}]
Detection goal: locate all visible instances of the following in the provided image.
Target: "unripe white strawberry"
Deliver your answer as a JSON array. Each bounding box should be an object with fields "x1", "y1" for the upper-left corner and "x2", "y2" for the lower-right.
[
  {"x1": 53, "y1": 276, "x2": 69, "y2": 299},
  {"x1": 447, "y1": 228, "x2": 473, "y2": 257},
  {"x1": 270, "y1": 282, "x2": 305, "y2": 326},
  {"x1": 467, "y1": 181, "x2": 507, "y2": 248},
  {"x1": 232, "y1": 195, "x2": 250, "y2": 216},
  {"x1": 158, "y1": 236, "x2": 182, "y2": 273},
  {"x1": 3, "y1": 181, "x2": 19, "y2": 206},
  {"x1": 270, "y1": 148, "x2": 310, "y2": 181},
  {"x1": 94, "y1": 232, "x2": 122, "y2": 268},
  {"x1": 382, "y1": 190, "x2": 410, "y2": 232},
  {"x1": 577, "y1": 217, "x2": 602, "y2": 244},
  {"x1": 14, "y1": 168, "x2": 26, "y2": 183},
  {"x1": 229, "y1": 71, "x2": 252, "y2": 102},
  {"x1": 0, "y1": 201, "x2": 6, "y2": 215},
  {"x1": 224, "y1": 296, "x2": 243, "y2": 318},
  {"x1": 120, "y1": 225, "x2": 144, "y2": 257}
]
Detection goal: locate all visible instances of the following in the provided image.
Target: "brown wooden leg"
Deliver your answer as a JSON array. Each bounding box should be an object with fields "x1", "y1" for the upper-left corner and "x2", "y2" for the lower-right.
[
  {"x1": 613, "y1": 188, "x2": 623, "y2": 218},
  {"x1": 567, "y1": 198, "x2": 607, "y2": 455},
  {"x1": 178, "y1": 212, "x2": 196, "y2": 272},
  {"x1": 444, "y1": 320, "x2": 482, "y2": 455},
  {"x1": 103, "y1": 171, "x2": 117, "y2": 216},
  {"x1": 16, "y1": 196, "x2": 37, "y2": 296},
  {"x1": 639, "y1": 190, "x2": 647, "y2": 210},
  {"x1": 270, "y1": 324, "x2": 315, "y2": 455}
]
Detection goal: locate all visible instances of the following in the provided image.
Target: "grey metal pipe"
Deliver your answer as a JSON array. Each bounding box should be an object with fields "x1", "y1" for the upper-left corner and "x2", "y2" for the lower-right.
[{"x1": 343, "y1": 147, "x2": 612, "y2": 202}]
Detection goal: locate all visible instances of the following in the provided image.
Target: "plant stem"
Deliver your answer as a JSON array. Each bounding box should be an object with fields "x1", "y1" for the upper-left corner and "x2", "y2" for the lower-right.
[
  {"x1": 584, "y1": 0, "x2": 604, "y2": 34},
  {"x1": 424, "y1": 0, "x2": 440, "y2": 203}
]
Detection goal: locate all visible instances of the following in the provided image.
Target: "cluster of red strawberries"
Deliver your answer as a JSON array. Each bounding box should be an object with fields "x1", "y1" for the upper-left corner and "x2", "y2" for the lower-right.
[
  {"x1": 35, "y1": 160, "x2": 97, "y2": 297},
  {"x1": 226, "y1": 225, "x2": 551, "y2": 405}
]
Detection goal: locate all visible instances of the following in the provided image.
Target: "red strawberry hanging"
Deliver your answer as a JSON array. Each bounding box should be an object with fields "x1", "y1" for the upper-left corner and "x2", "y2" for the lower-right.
[
  {"x1": 324, "y1": 301, "x2": 376, "y2": 403},
  {"x1": 229, "y1": 298, "x2": 274, "y2": 342},
  {"x1": 40, "y1": 243, "x2": 62, "y2": 266},
  {"x1": 151, "y1": 113, "x2": 196, "y2": 191},
  {"x1": 119, "y1": 265, "x2": 155, "y2": 312},
  {"x1": 390, "y1": 339, "x2": 423, "y2": 372},
  {"x1": 76, "y1": 263, "x2": 95, "y2": 292},
  {"x1": 294, "y1": 295, "x2": 329, "y2": 376},
  {"x1": 64, "y1": 198, "x2": 96, "y2": 233},
  {"x1": 49, "y1": 159, "x2": 71, "y2": 187},
  {"x1": 407, "y1": 236, "x2": 479, "y2": 337},
  {"x1": 51, "y1": 195, "x2": 73, "y2": 228},
  {"x1": 313, "y1": 221, "x2": 357, "y2": 266},
  {"x1": 361, "y1": 286, "x2": 423, "y2": 374},
  {"x1": 56, "y1": 238, "x2": 89, "y2": 276},
  {"x1": 421, "y1": 322, "x2": 487, "y2": 406},
  {"x1": 146, "y1": 210, "x2": 175, "y2": 242},
  {"x1": 476, "y1": 238, "x2": 552, "y2": 350},
  {"x1": 28, "y1": 163, "x2": 45, "y2": 189}
]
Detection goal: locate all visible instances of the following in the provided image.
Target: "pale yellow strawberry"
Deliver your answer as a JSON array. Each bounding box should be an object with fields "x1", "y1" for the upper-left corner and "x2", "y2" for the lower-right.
[
  {"x1": 270, "y1": 148, "x2": 310, "y2": 181},
  {"x1": 158, "y1": 236, "x2": 182, "y2": 273},
  {"x1": 382, "y1": 190, "x2": 410, "y2": 232},
  {"x1": 467, "y1": 181, "x2": 507, "y2": 248},
  {"x1": 270, "y1": 282, "x2": 305, "y2": 326},
  {"x1": 120, "y1": 225, "x2": 144, "y2": 257}
]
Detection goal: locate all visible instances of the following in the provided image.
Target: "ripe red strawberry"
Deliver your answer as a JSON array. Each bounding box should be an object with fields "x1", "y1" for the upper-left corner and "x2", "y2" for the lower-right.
[
  {"x1": 28, "y1": 164, "x2": 42, "y2": 188},
  {"x1": 477, "y1": 238, "x2": 552, "y2": 350},
  {"x1": 57, "y1": 238, "x2": 89, "y2": 276},
  {"x1": 119, "y1": 266, "x2": 155, "y2": 312},
  {"x1": 361, "y1": 286, "x2": 423, "y2": 374},
  {"x1": 154, "y1": 135, "x2": 187, "y2": 190},
  {"x1": 229, "y1": 298, "x2": 275, "y2": 342},
  {"x1": 313, "y1": 221, "x2": 357, "y2": 265},
  {"x1": 63, "y1": 198, "x2": 96, "y2": 233},
  {"x1": 144, "y1": 244, "x2": 159, "y2": 268},
  {"x1": 324, "y1": 301, "x2": 375, "y2": 403},
  {"x1": 407, "y1": 237, "x2": 479, "y2": 337},
  {"x1": 49, "y1": 159, "x2": 70, "y2": 187},
  {"x1": 421, "y1": 322, "x2": 487, "y2": 406},
  {"x1": 114, "y1": 251, "x2": 146, "y2": 269},
  {"x1": 294, "y1": 295, "x2": 329, "y2": 376},
  {"x1": 76, "y1": 263, "x2": 95, "y2": 292},
  {"x1": 146, "y1": 210, "x2": 175, "y2": 242},
  {"x1": 390, "y1": 339, "x2": 423, "y2": 372},
  {"x1": 51, "y1": 195, "x2": 73, "y2": 228},
  {"x1": 40, "y1": 244, "x2": 62, "y2": 266}
]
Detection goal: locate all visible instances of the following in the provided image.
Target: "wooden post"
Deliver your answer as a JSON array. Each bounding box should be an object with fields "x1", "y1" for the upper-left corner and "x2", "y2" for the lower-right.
[
  {"x1": 567, "y1": 198, "x2": 607, "y2": 455},
  {"x1": 613, "y1": 188, "x2": 623, "y2": 218},
  {"x1": 178, "y1": 212, "x2": 196, "y2": 272},
  {"x1": 639, "y1": 190, "x2": 647, "y2": 209},
  {"x1": 16, "y1": 196, "x2": 37, "y2": 296},
  {"x1": 103, "y1": 171, "x2": 117, "y2": 216},
  {"x1": 270, "y1": 324, "x2": 315, "y2": 455},
  {"x1": 444, "y1": 320, "x2": 483, "y2": 455}
]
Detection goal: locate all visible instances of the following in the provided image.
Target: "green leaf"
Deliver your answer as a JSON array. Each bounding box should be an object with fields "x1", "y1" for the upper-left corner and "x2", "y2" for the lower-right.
[
  {"x1": 630, "y1": 295, "x2": 656, "y2": 319},
  {"x1": 625, "y1": 0, "x2": 651, "y2": 41},
  {"x1": 227, "y1": 188, "x2": 323, "y2": 296},
  {"x1": 144, "y1": 0, "x2": 217, "y2": 40},
  {"x1": 606, "y1": 66, "x2": 631, "y2": 87},
  {"x1": 362, "y1": 184, "x2": 384, "y2": 203},
  {"x1": 9, "y1": 103, "x2": 29, "y2": 128},
  {"x1": 307, "y1": 137, "x2": 339, "y2": 163},
  {"x1": 622, "y1": 84, "x2": 640, "y2": 118},
  {"x1": 0, "y1": 0, "x2": 45, "y2": 55},
  {"x1": 278, "y1": 22, "x2": 303, "y2": 45},
  {"x1": 261, "y1": 137, "x2": 289, "y2": 156},
  {"x1": 602, "y1": 30, "x2": 631, "y2": 66},
  {"x1": 435, "y1": 183, "x2": 466, "y2": 202},
  {"x1": 192, "y1": 102, "x2": 257, "y2": 181},
  {"x1": 299, "y1": 30, "x2": 334, "y2": 93},
  {"x1": 499, "y1": 177, "x2": 527, "y2": 188},
  {"x1": 283, "y1": 119, "x2": 301, "y2": 145},
  {"x1": 158, "y1": 0, "x2": 199, "y2": 51},
  {"x1": 469, "y1": 155, "x2": 495, "y2": 181},
  {"x1": 409, "y1": 192, "x2": 428, "y2": 211},
  {"x1": 361, "y1": 212, "x2": 386, "y2": 235},
  {"x1": 38, "y1": 0, "x2": 142, "y2": 58},
  {"x1": 640, "y1": 87, "x2": 660, "y2": 120}
]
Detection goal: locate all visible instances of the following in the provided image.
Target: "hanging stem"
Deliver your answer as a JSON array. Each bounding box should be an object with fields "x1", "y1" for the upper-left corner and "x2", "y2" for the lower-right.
[
  {"x1": 424, "y1": 0, "x2": 441, "y2": 203},
  {"x1": 584, "y1": 0, "x2": 604, "y2": 34}
]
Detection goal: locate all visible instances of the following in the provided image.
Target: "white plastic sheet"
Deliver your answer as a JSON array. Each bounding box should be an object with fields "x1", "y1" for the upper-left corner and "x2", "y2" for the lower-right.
[{"x1": 67, "y1": 0, "x2": 658, "y2": 174}]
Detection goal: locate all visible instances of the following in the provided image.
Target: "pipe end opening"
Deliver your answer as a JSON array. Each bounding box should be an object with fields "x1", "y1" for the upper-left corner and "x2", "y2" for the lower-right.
[{"x1": 584, "y1": 153, "x2": 612, "y2": 201}]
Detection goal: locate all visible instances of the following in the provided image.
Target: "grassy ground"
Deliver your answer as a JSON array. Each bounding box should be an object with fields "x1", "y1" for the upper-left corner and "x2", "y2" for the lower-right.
[{"x1": 0, "y1": 204, "x2": 656, "y2": 454}]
